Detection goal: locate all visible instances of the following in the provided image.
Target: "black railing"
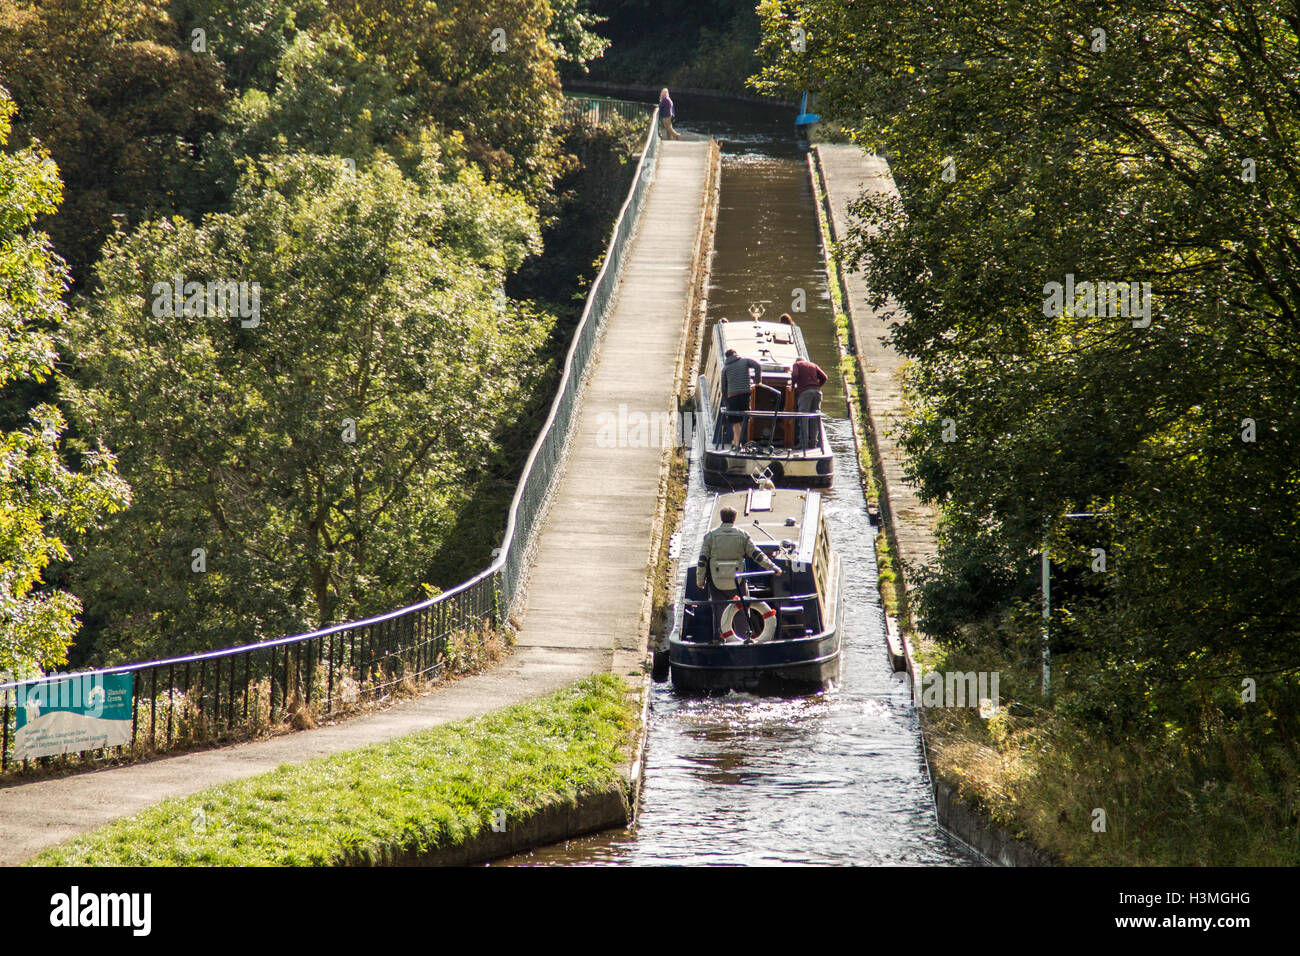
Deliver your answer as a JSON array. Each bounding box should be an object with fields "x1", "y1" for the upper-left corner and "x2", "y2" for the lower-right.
[
  {"x1": 560, "y1": 95, "x2": 654, "y2": 128},
  {"x1": 0, "y1": 100, "x2": 663, "y2": 774},
  {"x1": 712, "y1": 407, "x2": 826, "y2": 449}
]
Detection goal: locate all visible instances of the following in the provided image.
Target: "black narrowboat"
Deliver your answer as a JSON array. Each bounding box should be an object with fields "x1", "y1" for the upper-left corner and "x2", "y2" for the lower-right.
[
  {"x1": 695, "y1": 310, "x2": 834, "y2": 488},
  {"x1": 657, "y1": 487, "x2": 843, "y2": 694}
]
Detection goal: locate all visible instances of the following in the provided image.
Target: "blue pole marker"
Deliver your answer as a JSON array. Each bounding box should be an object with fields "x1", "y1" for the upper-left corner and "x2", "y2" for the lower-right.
[{"x1": 795, "y1": 91, "x2": 821, "y2": 127}]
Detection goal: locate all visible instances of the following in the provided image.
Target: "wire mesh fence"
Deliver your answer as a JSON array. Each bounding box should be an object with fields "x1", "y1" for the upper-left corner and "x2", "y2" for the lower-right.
[
  {"x1": 559, "y1": 95, "x2": 655, "y2": 128},
  {"x1": 0, "y1": 101, "x2": 662, "y2": 774}
]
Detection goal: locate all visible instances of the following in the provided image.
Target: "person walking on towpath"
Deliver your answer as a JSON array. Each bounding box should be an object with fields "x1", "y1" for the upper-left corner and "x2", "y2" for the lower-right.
[
  {"x1": 697, "y1": 506, "x2": 782, "y2": 643},
  {"x1": 722, "y1": 346, "x2": 763, "y2": 451},
  {"x1": 790, "y1": 353, "x2": 827, "y2": 449},
  {"x1": 659, "y1": 87, "x2": 681, "y2": 140}
]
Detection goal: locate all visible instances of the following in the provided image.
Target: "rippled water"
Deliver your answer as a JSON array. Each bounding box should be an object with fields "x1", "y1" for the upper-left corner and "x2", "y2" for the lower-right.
[{"x1": 498, "y1": 100, "x2": 972, "y2": 865}]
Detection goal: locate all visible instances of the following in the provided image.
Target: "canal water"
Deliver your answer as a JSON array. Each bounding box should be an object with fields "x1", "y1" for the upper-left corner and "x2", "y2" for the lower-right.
[{"x1": 500, "y1": 99, "x2": 972, "y2": 865}]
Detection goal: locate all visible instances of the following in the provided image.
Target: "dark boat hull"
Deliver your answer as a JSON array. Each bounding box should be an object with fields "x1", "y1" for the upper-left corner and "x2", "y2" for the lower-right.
[{"x1": 669, "y1": 630, "x2": 841, "y2": 694}]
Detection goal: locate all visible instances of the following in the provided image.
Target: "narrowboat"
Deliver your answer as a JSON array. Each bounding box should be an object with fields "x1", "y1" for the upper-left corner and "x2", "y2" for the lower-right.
[
  {"x1": 655, "y1": 486, "x2": 843, "y2": 694},
  {"x1": 696, "y1": 307, "x2": 833, "y2": 487}
]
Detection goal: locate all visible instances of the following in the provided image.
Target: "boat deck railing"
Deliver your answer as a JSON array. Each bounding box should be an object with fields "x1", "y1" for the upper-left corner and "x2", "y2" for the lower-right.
[{"x1": 711, "y1": 407, "x2": 826, "y2": 450}]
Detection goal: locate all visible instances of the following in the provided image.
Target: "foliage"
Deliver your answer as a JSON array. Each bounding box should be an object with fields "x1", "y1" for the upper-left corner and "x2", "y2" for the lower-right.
[
  {"x1": 0, "y1": 0, "x2": 226, "y2": 283},
  {"x1": 328, "y1": 0, "x2": 575, "y2": 206},
  {"x1": 29, "y1": 674, "x2": 636, "y2": 866},
  {"x1": 548, "y1": 0, "x2": 611, "y2": 70},
  {"x1": 757, "y1": 0, "x2": 1300, "y2": 727},
  {"x1": 509, "y1": 112, "x2": 645, "y2": 305},
  {"x1": 0, "y1": 0, "x2": 653, "y2": 669},
  {"x1": 0, "y1": 91, "x2": 129, "y2": 675},
  {"x1": 198, "y1": 23, "x2": 420, "y2": 204},
  {"x1": 169, "y1": 0, "x2": 328, "y2": 95},
  {"x1": 61, "y1": 148, "x2": 553, "y2": 663}
]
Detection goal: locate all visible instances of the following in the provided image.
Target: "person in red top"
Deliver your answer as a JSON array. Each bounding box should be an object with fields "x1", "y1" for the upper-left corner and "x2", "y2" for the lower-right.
[{"x1": 790, "y1": 357, "x2": 828, "y2": 449}]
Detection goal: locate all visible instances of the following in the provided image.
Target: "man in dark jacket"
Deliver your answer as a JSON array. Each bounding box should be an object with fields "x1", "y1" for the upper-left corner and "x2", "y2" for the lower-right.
[{"x1": 722, "y1": 348, "x2": 763, "y2": 450}]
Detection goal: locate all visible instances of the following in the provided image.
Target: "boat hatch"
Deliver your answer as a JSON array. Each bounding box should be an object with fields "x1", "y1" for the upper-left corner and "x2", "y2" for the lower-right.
[{"x1": 747, "y1": 488, "x2": 773, "y2": 512}]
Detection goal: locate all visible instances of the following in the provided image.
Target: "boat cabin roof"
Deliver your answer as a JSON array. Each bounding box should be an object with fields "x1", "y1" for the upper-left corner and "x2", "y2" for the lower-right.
[
  {"x1": 709, "y1": 488, "x2": 822, "y2": 563},
  {"x1": 715, "y1": 320, "x2": 805, "y2": 372}
]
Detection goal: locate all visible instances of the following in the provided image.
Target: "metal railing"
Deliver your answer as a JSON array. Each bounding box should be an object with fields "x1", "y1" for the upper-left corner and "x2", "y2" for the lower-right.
[
  {"x1": 712, "y1": 407, "x2": 825, "y2": 449},
  {"x1": 559, "y1": 95, "x2": 654, "y2": 128},
  {"x1": 0, "y1": 104, "x2": 663, "y2": 773}
]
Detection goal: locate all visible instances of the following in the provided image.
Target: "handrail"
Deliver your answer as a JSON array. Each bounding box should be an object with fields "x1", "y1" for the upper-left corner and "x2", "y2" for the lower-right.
[
  {"x1": 684, "y1": 592, "x2": 821, "y2": 607},
  {"x1": 724, "y1": 409, "x2": 823, "y2": 420}
]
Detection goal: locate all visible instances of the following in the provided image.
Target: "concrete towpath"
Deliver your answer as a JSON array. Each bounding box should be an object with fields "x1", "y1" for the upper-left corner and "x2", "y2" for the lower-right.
[
  {"x1": 0, "y1": 139, "x2": 714, "y2": 865},
  {"x1": 813, "y1": 145, "x2": 938, "y2": 592},
  {"x1": 517, "y1": 138, "x2": 712, "y2": 679}
]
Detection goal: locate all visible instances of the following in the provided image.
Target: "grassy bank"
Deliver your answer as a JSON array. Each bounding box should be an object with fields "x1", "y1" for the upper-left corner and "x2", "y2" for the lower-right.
[
  {"x1": 923, "y1": 641, "x2": 1300, "y2": 865},
  {"x1": 28, "y1": 675, "x2": 637, "y2": 866}
]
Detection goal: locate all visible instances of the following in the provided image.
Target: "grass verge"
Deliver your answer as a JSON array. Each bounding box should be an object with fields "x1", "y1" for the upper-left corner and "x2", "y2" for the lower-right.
[
  {"x1": 922, "y1": 639, "x2": 1300, "y2": 865},
  {"x1": 27, "y1": 674, "x2": 636, "y2": 867}
]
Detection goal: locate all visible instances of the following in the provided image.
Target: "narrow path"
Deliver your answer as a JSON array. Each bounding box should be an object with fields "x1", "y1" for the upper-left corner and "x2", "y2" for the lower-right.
[
  {"x1": 814, "y1": 145, "x2": 938, "y2": 580},
  {"x1": 0, "y1": 140, "x2": 711, "y2": 866},
  {"x1": 518, "y1": 140, "x2": 710, "y2": 677}
]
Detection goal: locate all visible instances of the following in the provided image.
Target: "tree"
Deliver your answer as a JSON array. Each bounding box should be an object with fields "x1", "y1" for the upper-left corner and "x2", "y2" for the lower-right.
[
  {"x1": 199, "y1": 23, "x2": 418, "y2": 203},
  {"x1": 329, "y1": 0, "x2": 574, "y2": 205},
  {"x1": 62, "y1": 147, "x2": 554, "y2": 663},
  {"x1": 0, "y1": 90, "x2": 130, "y2": 676},
  {"x1": 755, "y1": 0, "x2": 1300, "y2": 716},
  {"x1": 168, "y1": 0, "x2": 327, "y2": 95},
  {"x1": 0, "y1": 0, "x2": 226, "y2": 284}
]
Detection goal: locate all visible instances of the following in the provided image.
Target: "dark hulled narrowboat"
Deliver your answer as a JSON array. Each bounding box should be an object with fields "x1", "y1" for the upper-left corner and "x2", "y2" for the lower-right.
[
  {"x1": 657, "y1": 487, "x2": 843, "y2": 694},
  {"x1": 696, "y1": 311, "x2": 834, "y2": 488}
]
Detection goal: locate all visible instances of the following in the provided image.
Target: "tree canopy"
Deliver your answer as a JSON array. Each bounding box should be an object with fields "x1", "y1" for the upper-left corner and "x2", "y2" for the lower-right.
[
  {"x1": 756, "y1": 0, "x2": 1300, "y2": 720},
  {"x1": 62, "y1": 147, "x2": 555, "y2": 661},
  {"x1": 0, "y1": 90, "x2": 129, "y2": 675}
]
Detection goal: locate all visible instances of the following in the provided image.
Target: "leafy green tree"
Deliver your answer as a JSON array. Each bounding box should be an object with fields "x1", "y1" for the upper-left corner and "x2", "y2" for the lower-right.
[
  {"x1": 169, "y1": 0, "x2": 327, "y2": 95},
  {"x1": 548, "y1": 0, "x2": 610, "y2": 70},
  {"x1": 199, "y1": 23, "x2": 418, "y2": 202},
  {"x1": 0, "y1": 91, "x2": 130, "y2": 675},
  {"x1": 329, "y1": 0, "x2": 574, "y2": 205},
  {"x1": 63, "y1": 147, "x2": 554, "y2": 663},
  {"x1": 0, "y1": 0, "x2": 226, "y2": 283},
  {"x1": 755, "y1": 0, "x2": 1300, "y2": 718}
]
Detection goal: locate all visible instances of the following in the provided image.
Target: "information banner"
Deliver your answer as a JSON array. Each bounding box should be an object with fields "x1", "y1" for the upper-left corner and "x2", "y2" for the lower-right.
[{"x1": 12, "y1": 672, "x2": 134, "y2": 760}]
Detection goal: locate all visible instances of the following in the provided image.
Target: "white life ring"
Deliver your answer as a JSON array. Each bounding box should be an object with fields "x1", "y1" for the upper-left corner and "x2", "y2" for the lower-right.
[{"x1": 719, "y1": 599, "x2": 778, "y2": 643}]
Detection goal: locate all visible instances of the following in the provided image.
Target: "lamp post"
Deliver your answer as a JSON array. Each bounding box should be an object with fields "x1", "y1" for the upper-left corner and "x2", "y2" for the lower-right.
[
  {"x1": 1041, "y1": 512, "x2": 1102, "y2": 700},
  {"x1": 1041, "y1": 543, "x2": 1051, "y2": 699}
]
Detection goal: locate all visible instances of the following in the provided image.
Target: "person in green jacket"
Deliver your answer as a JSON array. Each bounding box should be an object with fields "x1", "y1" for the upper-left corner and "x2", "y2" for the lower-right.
[{"x1": 696, "y1": 506, "x2": 781, "y2": 642}]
